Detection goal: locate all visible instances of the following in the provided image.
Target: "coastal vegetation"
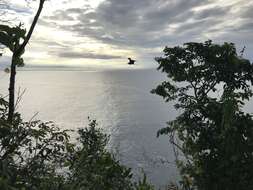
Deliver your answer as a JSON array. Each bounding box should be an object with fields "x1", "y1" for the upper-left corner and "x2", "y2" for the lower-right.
[
  {"x1": 153, "y1": 40, "x2": 253, "y2": 190},
  {"x1": 1, "y1": 1, "x2": 253, "y2": 190},
  {"x1": 0, "y1": 98, "x2": 154, "y2": 189},
  {"x1": 0, "y1": 0, "x2": 155, "y2": 189}
]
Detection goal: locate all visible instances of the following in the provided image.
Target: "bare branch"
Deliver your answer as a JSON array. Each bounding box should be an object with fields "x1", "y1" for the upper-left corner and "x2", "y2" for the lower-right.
[{"x1": 14, "y1": 87, "x2": 26, "y2": 111}]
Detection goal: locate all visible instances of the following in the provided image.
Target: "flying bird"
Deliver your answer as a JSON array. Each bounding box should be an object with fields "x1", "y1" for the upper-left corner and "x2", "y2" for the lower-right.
[{"x1": 127, "y1": 58, "x2": 136, "y2": 65}]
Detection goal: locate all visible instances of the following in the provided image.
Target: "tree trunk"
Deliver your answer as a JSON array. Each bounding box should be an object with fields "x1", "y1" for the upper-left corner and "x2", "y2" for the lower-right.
[
  {"x1": 6, "y1": 0, "x2": 45, "y2": 123},
  {"x1": 7, "y1": 55, "x2": 16, "y2": 122}
]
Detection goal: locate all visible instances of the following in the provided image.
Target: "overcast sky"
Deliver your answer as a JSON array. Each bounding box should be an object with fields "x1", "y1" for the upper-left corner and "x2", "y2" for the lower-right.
[{"x1": 1, "y1": 0, "x2": 253, "y2": 68}]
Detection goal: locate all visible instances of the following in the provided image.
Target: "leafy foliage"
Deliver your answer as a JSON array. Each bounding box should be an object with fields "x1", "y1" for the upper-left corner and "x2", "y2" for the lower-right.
[
  {"x1": 153, "y1": 40, "x2": 253, "y2": 190},
  {"x1": 67, "y1": 119, "x2": 134, "y2": 190},
  {"x1": 0, "y1": 98, "x2": 70, "y2": 190},
  {"x1": 134, "y1": 173, "x2": 154, "y2": 190},
  {"x1": 0, "y1": 98, "x2": 154, "y2": 190},
  {"x1": 0, "y1": 24, "x2": 26, "y2": 67}
]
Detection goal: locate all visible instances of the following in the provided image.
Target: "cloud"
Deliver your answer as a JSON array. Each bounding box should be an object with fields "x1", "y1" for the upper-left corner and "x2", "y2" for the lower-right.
[
  {"x1": 193, "y1": 6, "x2": 229, "y2": 20},
  {"x1": 55, "y1": 51, "x2": 122, "y2": 60},
  {"x1": 43, "y1": 10, "x2": 75, "y2": 21},
  {"x1": 4, "y1": 0, "x2": 253, "y2": 66},
  {"x1": 40, "y1": 0, "x2": 212, "y2": 48},
  {"x1": 39, "y1": 0, "x2": 253, "y2": 50},
  {"x1": 0, "y1": 0, "x2": 32, "y2": 15}
]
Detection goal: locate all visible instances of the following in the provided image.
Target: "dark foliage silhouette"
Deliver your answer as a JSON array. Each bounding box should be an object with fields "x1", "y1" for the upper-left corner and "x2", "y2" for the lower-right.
[{"x1": 152, "y1": 40, "x2": 253, "y2": 190}]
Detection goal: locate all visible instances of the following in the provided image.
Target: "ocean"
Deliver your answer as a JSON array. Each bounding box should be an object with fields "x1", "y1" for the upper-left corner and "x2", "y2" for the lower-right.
[{"x1": 0, "y1": 67, "x2": 182, "y2": 187}]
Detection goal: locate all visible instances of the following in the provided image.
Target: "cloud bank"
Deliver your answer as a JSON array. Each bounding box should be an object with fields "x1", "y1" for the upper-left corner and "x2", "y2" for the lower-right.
[{"x1": 2, "y1": 0, "x2": 253, "y2": 67}]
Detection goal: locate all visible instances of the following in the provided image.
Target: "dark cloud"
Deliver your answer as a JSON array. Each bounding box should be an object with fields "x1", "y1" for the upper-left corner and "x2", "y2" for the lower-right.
[
  {"x1": 32, "y1": 38, "x2": 69, "y2": 48},
  {"x1": 37, "y1": 0, "x2": 253, "y2": 62},
  {"x1": 193, "y1": 6, "x2": 229, "y2": 20},
  {"x1": 240, "y1": 5, "x2": 253, "y2": 19},
  {"x1": 173, "y1": 17, "x2": 222, "y2": 36},
  {"x1": 56, "y1": 51, "x2": 122, "y2": 60},
  {"x1": 40, "y1": 0, "x2": 211, "y2": 48},
  {"x1": 87, "y1": 0, "x2": 209, "y2": 47},
  {"x1": 239, "y1": 22, "x2": 253, "y2": 32}
]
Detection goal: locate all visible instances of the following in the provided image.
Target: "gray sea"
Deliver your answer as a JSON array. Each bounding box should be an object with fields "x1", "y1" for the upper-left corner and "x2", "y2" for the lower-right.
[{"x1": 0, "y1": 67, "x2": 184, "y2": 187}]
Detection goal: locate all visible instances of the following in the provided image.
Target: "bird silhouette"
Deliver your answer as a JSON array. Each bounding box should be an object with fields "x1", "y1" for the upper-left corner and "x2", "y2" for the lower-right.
[{"x1": 127, "y1": 58, "x2": 136, "y2": 65}]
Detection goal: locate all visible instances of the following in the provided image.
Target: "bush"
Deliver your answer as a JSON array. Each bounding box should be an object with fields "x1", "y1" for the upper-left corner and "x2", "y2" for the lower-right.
[{"x1": 67, "y1": 119, "x2": 134, "y2": 190}]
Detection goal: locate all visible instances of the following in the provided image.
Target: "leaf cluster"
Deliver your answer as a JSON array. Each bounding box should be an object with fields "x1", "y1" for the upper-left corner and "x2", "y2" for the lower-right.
[{"x1": 0, "y1": 24, "x2": 26, "y2": 66}]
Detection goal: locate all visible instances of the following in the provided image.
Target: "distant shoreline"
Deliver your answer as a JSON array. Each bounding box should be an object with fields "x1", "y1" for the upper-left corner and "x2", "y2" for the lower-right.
[{"x1": 1, "y1": 66, "x2": 157, "y2": 72}]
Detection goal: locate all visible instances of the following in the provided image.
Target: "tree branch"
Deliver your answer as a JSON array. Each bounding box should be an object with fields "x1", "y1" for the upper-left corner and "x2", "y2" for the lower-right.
[{"x1": 14, "y1": 0, "x2": 45, "y2": 57}]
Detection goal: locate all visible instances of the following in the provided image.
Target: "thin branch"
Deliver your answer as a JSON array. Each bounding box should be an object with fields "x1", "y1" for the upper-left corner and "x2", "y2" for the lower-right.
[
  {"x1": 14, "y1": 87, "x2": 26, "y2": 111},
  {"x1": 169, "y1": 131, "x2": 193, "y2": 165},
  {"x1": 28, "y1": 112, "x2": 39, "y2": 123},
  {"x1": 15, "y1": 0, "x2": 45, "y2": 57}
]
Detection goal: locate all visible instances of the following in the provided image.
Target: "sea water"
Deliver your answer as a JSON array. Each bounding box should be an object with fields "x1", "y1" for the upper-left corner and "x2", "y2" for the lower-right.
[{"x1": 0, "y1": 67, "x2": 183, "y2": 187}]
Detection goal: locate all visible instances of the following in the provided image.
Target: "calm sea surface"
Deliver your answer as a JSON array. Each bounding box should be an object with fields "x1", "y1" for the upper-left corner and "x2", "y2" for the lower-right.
[{"x1": 0, "y1": 68, "x2": 183, "y2": 187}]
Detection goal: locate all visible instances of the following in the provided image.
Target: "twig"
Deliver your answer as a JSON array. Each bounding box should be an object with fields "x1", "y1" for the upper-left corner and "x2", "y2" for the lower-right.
[{"x1": 14, "y1": 87, "x2": 26, "y2": 111}]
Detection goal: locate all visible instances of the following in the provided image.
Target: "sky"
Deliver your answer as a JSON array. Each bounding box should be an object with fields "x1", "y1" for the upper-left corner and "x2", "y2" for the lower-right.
[{"x1": 1, "y1": 0, "x2": 253, "y2": 68}]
